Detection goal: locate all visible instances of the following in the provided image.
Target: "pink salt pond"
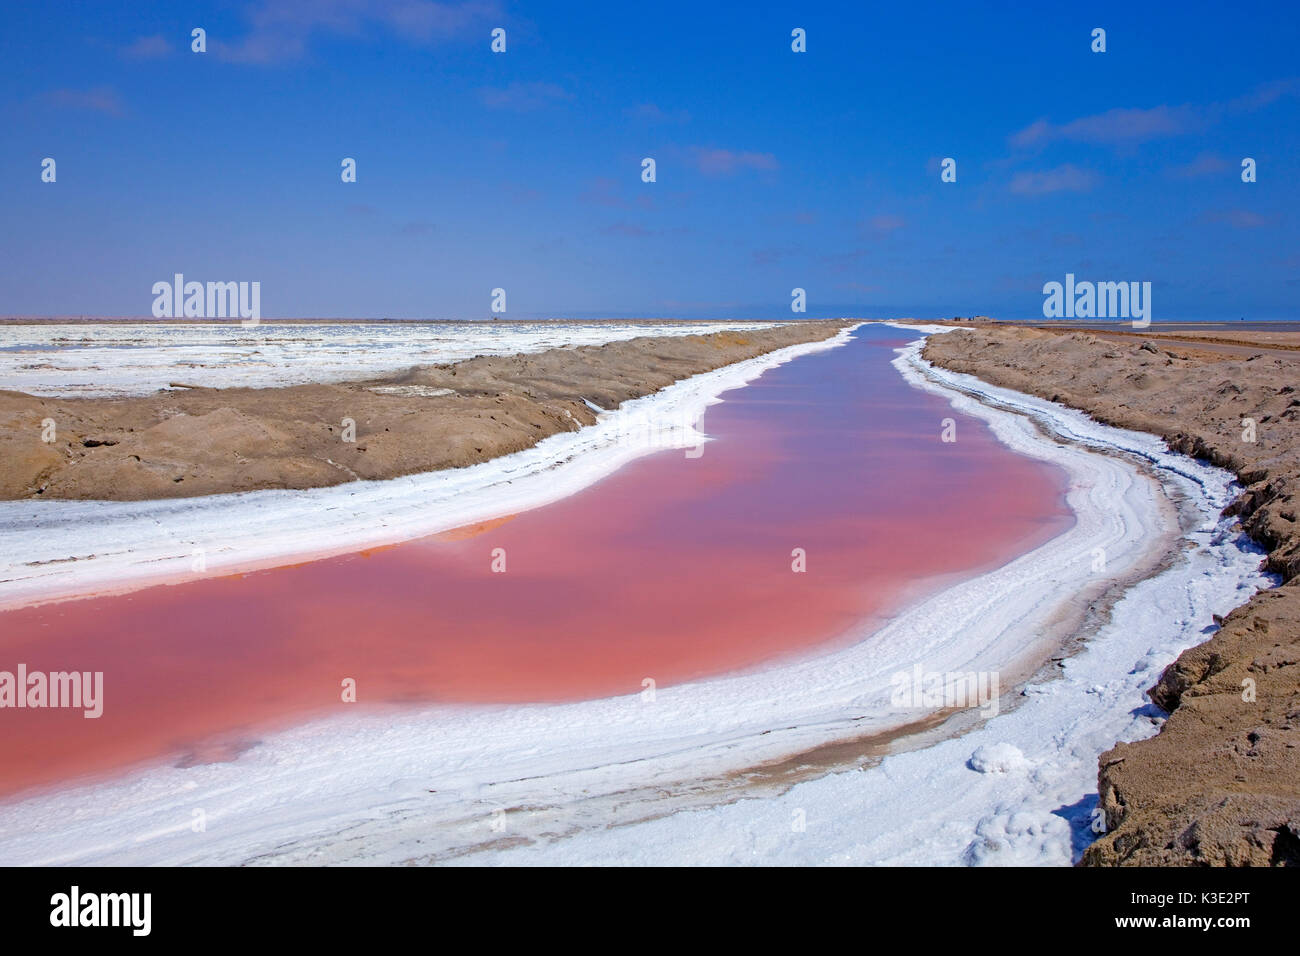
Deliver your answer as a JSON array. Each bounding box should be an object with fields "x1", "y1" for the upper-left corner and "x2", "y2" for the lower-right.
[{"x1": 0, "y1": 328, "x2": 1071, "y2": 797}]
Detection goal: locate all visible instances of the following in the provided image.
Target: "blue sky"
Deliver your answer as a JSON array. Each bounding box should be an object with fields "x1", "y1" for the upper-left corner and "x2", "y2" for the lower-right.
[{"x1": 2, "y1": 1, "x2": 1297, "y2": 320}]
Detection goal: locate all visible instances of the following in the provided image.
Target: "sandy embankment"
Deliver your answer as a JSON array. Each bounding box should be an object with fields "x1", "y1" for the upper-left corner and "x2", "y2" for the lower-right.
[
  {"x1": 924, "y1": 325, "x2": 1300, "y2": 866},
  {"x1": 0, "y1": 322, "x2": 846, "y2": 501}
]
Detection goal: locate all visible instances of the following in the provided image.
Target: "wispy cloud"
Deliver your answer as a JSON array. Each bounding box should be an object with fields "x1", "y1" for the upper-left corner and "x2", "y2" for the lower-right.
[
  {"x1": 690, "y1": 147, "x2": 778, "y2": 176},
  {"x1": 1226, "y1": 78, "x2": 1300, "y2": 111},
  {"x1": 214, "y1": 0, "x2": 498, "y2": 64},
  {"x1": 865, "y1": 214, "x2": 905, "y2": 234},
  {"x1": 579, "y1": 177, "x2": 653, "y2": 211},
  {"x1": 1167, "y1": 152, "x2": 1232, "y2": 179},
  {"x1": 1010, "y1": 80, "x2": 1300, "y2": 152},
  {"x1": 1008, "y1": 164, "x2": 1098, "y2": 195},
  {"x1": 397, "y1": 220, "x2": 436, "y2": 236},
  {"x1": 752, "y1": 246, "x2": 801, "y2": 266},
  {"x1": 601, "y1": 221, "x2": 654, "y2": 238},
  {"x1": 41, "y1": 86, "x2": 125, "y2": 116},
  {"x1": 580, "y1": 177, "x2": 626, "y2": 208},
  {"x1": 626, "y1": 103, "x2": 690, "y2": 124},
  {"x1": 1201, "y1": 208, "x2": 1274, "y2": 229},
  {"x1": 479, "y1": 81, "x2": 571, "y2": 110},
  {"x1": 1011, "y1": 105, "x2": 1198, "y2": 149},
  {"x1": 819, "y1": 249, "x2": 869, "y2": 274},
  {"x1": 121, "y1": 34, "x2": 172, "y2": 60}
]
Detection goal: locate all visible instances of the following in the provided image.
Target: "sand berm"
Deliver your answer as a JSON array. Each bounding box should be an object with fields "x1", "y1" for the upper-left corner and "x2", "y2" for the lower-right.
[{"x1": 0, "y1": 321, "x2": 847, "y2": 501}]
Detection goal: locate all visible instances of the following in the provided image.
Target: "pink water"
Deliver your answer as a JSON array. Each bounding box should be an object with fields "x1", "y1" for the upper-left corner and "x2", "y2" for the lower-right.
[{"x1": 0, "y1": 328, "x2": 1072, "y2": 797}]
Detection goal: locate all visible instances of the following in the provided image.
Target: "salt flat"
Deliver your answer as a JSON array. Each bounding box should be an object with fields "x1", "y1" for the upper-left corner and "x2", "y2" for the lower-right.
[{"x1": 0, "y1": 320, "x2": 775, "y2": 398}]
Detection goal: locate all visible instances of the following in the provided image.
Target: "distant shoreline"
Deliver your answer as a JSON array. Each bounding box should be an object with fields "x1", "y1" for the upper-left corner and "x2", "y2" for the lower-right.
[
  {"x1": 4, "y1": 316, "x2": 1299, "y2": 329},
  {"x1": 0, "y1": 316, "x2": 799, "y2": 326}
]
